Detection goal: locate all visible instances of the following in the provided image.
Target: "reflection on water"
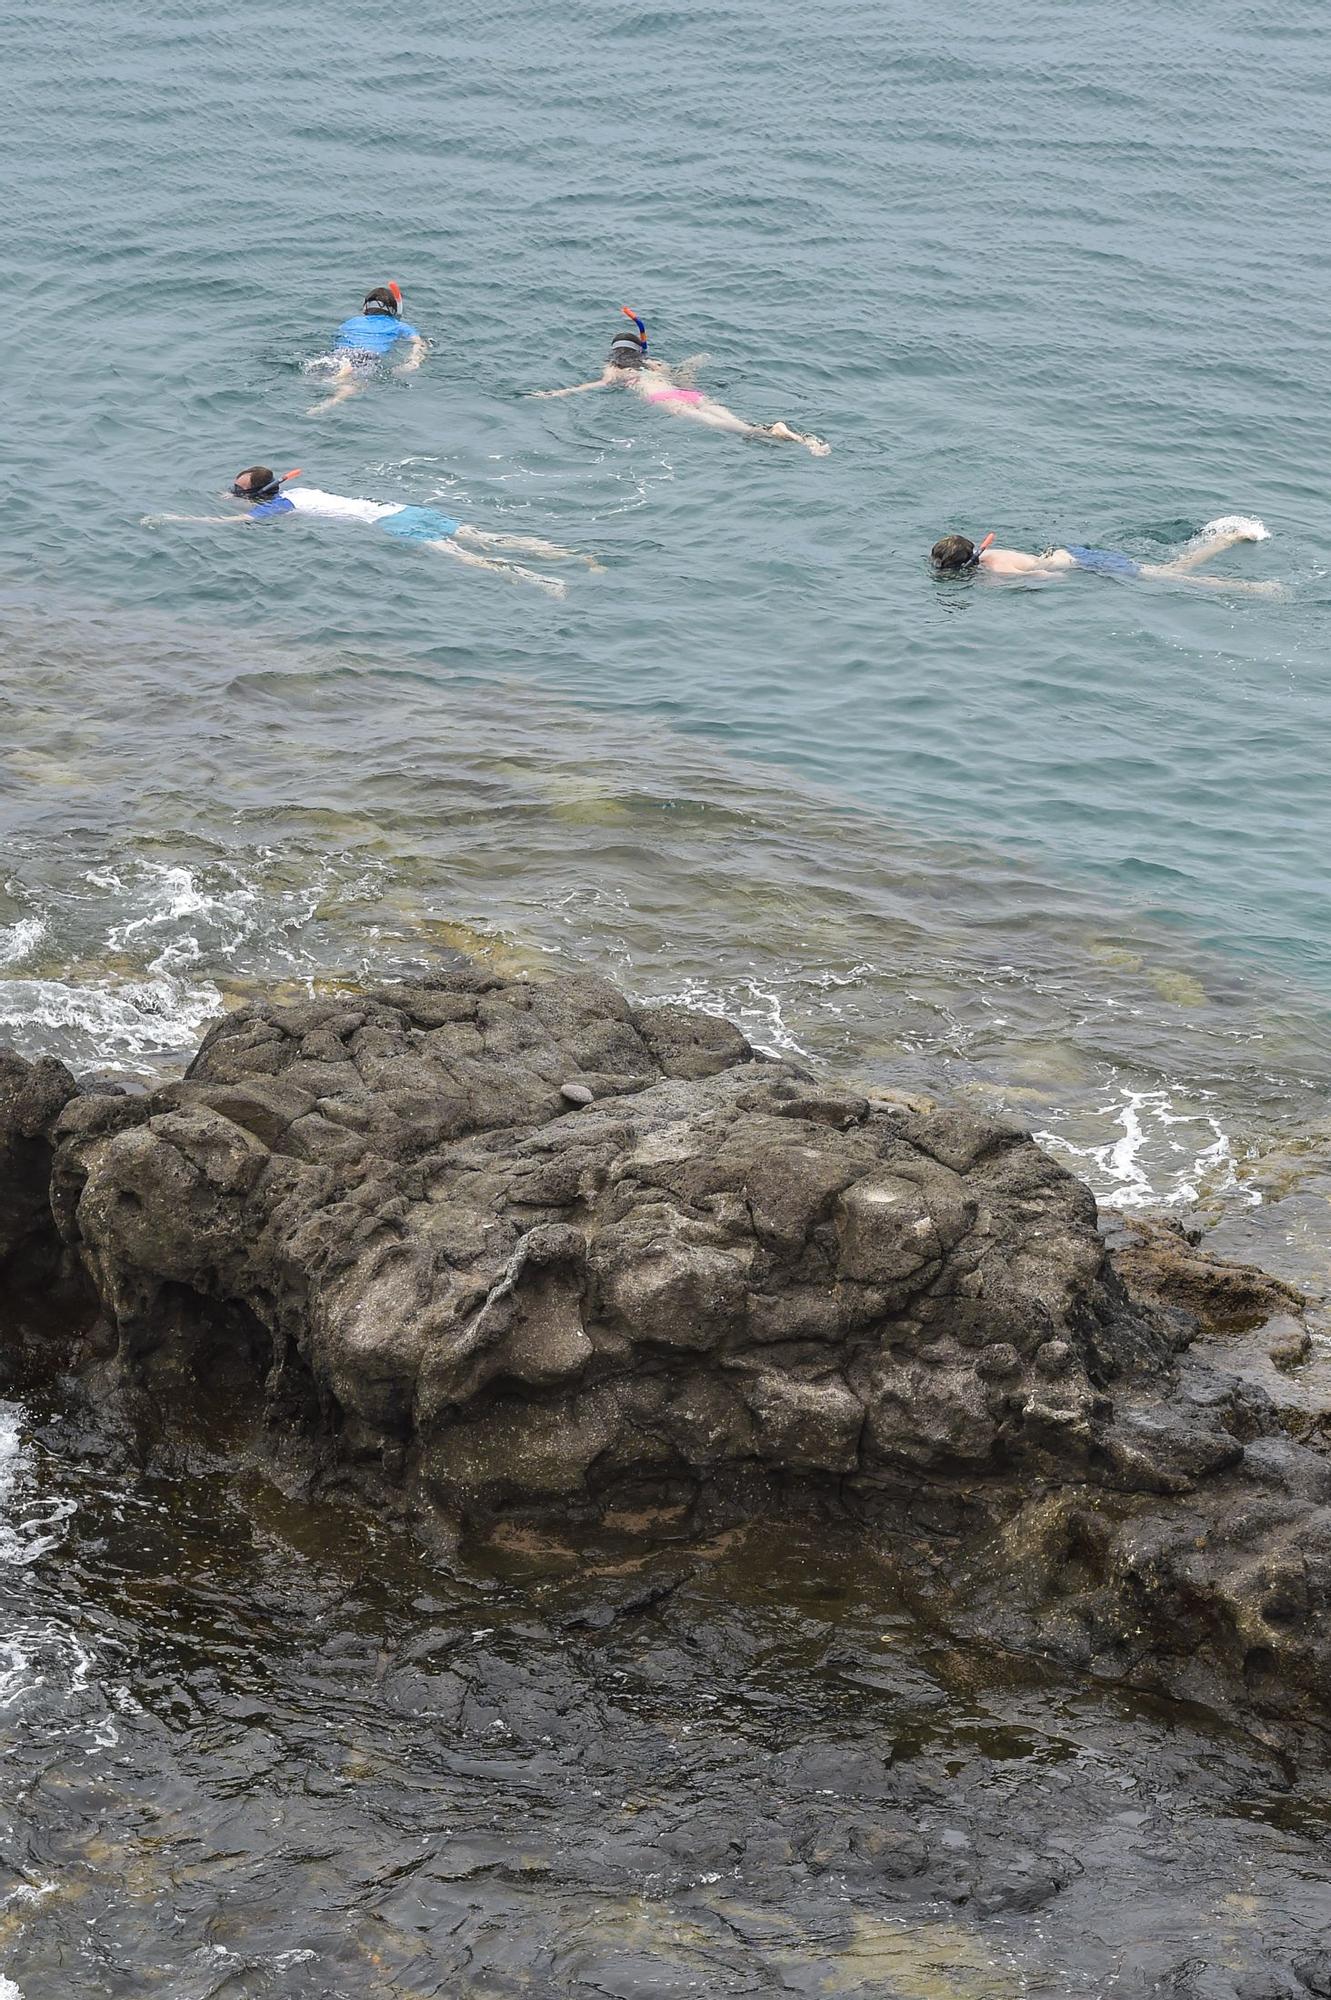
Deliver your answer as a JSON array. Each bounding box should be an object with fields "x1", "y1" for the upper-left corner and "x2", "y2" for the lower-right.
[{"x1": 2, "y1": 1379, "x2": 1330, "y2": 1998}]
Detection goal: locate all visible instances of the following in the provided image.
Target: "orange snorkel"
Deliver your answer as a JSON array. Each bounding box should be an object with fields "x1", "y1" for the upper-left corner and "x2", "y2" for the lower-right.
[
  {"x1": 970, "y1": 532, "x2": 995, "y2": 567},
  {"x1": 388, "y1": 281, "x2": 403, "y2": 310},
  {"x1": 621, "y1": 304, "x2": 647, "y2": 354}
]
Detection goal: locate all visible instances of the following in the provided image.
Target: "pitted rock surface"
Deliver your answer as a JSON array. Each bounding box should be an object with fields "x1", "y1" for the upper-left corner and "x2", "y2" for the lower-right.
[
  {"x1": 42, "y1": 970, "x2": 1127, "y2": 1502},
  {"x1": 2, "y1": 965, "x2": 1330, "y2": 1729}
]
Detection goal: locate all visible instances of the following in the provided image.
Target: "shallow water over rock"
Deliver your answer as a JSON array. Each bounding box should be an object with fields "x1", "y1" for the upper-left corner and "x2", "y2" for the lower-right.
[{"x1": 3, "y1": 1365, "x2": 1330, "y2": 1999}]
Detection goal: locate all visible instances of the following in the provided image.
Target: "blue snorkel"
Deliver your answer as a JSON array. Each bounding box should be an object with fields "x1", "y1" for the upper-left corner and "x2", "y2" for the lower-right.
[{"x1": 620, "y1": 305, "x2": 647, "y2": 356}]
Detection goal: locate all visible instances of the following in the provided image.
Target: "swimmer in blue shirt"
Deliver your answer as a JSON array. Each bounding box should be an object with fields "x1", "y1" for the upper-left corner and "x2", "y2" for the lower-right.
[
  {"x1": 146, "y1": 466, "x2": 599, "y2": 597},
  {"x1": 305, "y1": 283, "x2": 427, "y2": 417},
  {"x1": 930, "y1": 518, "x2": 1278, "y2": 592}
]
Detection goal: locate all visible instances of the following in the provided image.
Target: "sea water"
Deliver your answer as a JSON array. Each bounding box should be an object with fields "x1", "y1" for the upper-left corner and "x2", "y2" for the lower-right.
[
  {"x1": 4, "y1": 7, "x2": 1331, "y2": 1991},
  {"x1": 3, "y1": 0, "x2": 1331, "y2": 1221}
]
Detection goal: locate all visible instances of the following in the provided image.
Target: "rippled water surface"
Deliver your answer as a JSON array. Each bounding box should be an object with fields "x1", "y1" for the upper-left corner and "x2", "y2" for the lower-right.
[
  {"x1": 4, "y1": 0, "x2": 1331, "y2": 1989},
  {"x1": 5, "y1": 1379, "x2": 1331, "y2": 2000},
  {"x1": 4, "y1": 0, "x2": 1331, "y2": 1209}
]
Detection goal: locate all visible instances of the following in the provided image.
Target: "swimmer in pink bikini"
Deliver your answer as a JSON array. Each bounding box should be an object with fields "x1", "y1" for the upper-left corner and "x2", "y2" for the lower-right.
[{"x1": 531, "y1": 309, "x2": 829, "y2": 455}]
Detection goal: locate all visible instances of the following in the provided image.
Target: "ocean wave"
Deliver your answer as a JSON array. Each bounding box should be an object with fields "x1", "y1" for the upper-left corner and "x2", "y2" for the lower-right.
[
  {"x1": 1036, "y1": 1088, "x2": 1259, "y2": 1210},
  {"x1": 0, "y1": 973, "x2": 222, "y2": 1069},
  {"x1": 0, "y1": 917, "x2": 46, "y2": 968}
]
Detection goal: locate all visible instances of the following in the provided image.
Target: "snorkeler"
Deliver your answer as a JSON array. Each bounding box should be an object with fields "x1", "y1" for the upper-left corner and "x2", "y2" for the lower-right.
[
  {"x1": 930, "y1": 518, "x2": 1276, "y2": 592},
  {"x1": 531, "y1": 308, "x2": 830, "y2": 456},
  {"x1": 305, "y1": 283, "x2": 427, "y2": 417},
  {"x1": 145, "y1": 467, "x2": 598, "y2": 598}
]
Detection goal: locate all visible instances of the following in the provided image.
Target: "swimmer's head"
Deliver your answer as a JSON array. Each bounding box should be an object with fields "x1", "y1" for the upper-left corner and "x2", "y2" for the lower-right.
[
  {"x1": 931, "y1": 533, "x2": 986, "y2": 572},
  {"x1": 362, "y1": 282, "x2": 403, "y2": 318},
  {"x1": 609, "y1": 305, "x2": 648, "y2": 368},
  {"x1": 232, "y1": 465, "x2": 281, "y2": 500},
  {"x1": 607, "y1": 332, "x2": 646, "y2": 370},
  {"x1": 231, "y1": 465, "x2": 302, "y2": 501}
]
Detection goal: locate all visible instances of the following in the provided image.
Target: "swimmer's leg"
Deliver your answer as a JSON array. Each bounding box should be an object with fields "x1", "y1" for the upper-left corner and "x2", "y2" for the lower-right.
[
  {"x1": 425, "y1": 537, "x2": 567, "y2": 598},
  {"x1": 1152, "y1": 523, "x2": 1267, "y2": 576},
  {"x1": 685, "y1": 401, "x2": 756, "y2": 437},
  {"x1": 697, "y1": 402, "x2": 830, "y2": 455},
  {"x1": 307, "y1": 360, "x2": 365, "y2": 418},
  {"x1": 759, "y1": 420, "x2": 831, "y2": 457},
  {"x1": 453, "y1": 525, "x2": 601, "y2": 568},
  {"x1": 675, "y1": 397, "x2": 831, "y2": 456}
]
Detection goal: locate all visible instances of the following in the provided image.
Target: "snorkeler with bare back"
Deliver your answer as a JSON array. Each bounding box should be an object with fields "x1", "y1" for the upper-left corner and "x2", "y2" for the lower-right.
[
  {"x1": 930, "y1": 518, "x2": 1278, "y2": 593},
  {"x1": 531, "y1": 309, "x2": 830, "y2": 456}
]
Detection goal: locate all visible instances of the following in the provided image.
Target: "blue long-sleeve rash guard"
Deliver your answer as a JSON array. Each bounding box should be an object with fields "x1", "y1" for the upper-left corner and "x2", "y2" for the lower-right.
[{"x1": 332, "y1": 312, "x2": 420, "y2": 356}]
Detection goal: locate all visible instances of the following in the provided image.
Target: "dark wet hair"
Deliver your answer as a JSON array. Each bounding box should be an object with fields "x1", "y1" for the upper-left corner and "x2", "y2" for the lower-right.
[
  {"x1": 232, "y1": 465, "x2": 280, "y2": 499},
  {"x1": 607, "y1": 333, "x2": 645, "y2": 371},
  {"x1": 931, "y1": 534, "x2": 978, "y2": 571},
  {"x1": 362, "y1": 286, "x2": 401, "y2": 317}
]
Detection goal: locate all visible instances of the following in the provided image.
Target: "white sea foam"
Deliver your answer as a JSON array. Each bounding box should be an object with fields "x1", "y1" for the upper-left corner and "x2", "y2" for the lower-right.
[
  {"x1": 106, "y1": 862, "x2": 258, "y2": 953},
  {"x1": 0, "y1": 918, "x2": 46, "y2": 968},
  {"x1": 649, "y1": 974, "x2": 812, "y2": 1059},
  {"x1": 0, "y1": 861, "x2": 273, "y2": 1069},
  {"x1": 0, "y1": 1975, "x2": 25, "y2": 1999},
  {"x1": 1195, "y1": 515, "x2": 1270, "y2": 542},
  {"x1": 1037, "y1": 1088, "x2": 1258, "y2": 1210},
  {"x1": 0, "y1": 1403, "x2": 135, "y2": 1757},
  {"x1": 0, "y1": 974, "x2": 222, "y2": 1065},
  {"x1": 0, "y1": 1404, "x2": 75, "y2": 1569}
]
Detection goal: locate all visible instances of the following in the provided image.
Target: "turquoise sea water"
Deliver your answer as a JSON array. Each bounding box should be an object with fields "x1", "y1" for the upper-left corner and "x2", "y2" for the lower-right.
[{"x1": 3, "y1": 0, "x2": 1330, "y2": 1215}]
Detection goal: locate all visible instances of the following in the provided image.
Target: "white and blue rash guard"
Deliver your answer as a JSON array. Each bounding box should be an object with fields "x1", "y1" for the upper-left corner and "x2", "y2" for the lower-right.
[
  {"x1": 247, "y1": 487, "x2": 401, "y2": 525},
  {"x1": 246, "y1": 487, "x2": 461, "y2": 541}
]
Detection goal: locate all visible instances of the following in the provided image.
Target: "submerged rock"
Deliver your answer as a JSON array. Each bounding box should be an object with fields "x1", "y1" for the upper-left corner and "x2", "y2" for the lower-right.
[{"x1": 1, "y1": 966, "x2": 1329, "y2": 1733}]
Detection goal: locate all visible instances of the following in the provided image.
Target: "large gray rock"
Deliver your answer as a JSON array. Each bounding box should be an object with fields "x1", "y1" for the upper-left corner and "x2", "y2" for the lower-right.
[
  {"x1": 2, "y1": 966, "x2": 1330, "y2": 1731},
  {"x1": 0, "y1": 1050, "x2": 77, "y2": 1272}
]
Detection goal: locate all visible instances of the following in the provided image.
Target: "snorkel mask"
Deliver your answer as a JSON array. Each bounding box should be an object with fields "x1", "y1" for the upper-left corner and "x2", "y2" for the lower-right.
[
  {"x1": 609, "y1": 304, "x2": 648, "y2": 365},
  {"x1": 362, "y1": 281, "x2": 404, "y2": 317},
  {"x1": 232, "y1": 467, "x2": 303, "y2": 501}
]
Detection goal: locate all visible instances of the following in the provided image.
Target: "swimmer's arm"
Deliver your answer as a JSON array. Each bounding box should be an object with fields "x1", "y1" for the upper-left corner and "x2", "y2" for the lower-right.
[
  {"x1": 527, "y1": 377, "x2": 609, "y2": 398},
  {"x1": 395, "y1": 335, "x2": 428, "y2": 374},
  {"x1": 140, "y1": 512, "x2": 253, "y2": 526}
]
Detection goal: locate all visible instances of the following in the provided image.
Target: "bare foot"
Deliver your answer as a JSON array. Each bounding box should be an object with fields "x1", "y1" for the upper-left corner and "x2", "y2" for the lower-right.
[{"x1": 766, "y1": 421, "x2": 830, "y2": 455}]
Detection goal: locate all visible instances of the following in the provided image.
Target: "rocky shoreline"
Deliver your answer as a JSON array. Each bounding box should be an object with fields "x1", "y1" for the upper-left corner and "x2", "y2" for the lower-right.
[{"x1": 3, "y1": 965, "x2": 1328, "y2": 1743}]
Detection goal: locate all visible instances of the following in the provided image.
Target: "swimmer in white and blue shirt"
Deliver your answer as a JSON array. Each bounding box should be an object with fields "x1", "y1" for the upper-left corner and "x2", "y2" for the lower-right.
[
  {"x1": 305, "y1": 283, "x2": 427, "y2": 417},
  {"x1": 146, "y1": 467, "x2": 599, "y2": 597}
]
